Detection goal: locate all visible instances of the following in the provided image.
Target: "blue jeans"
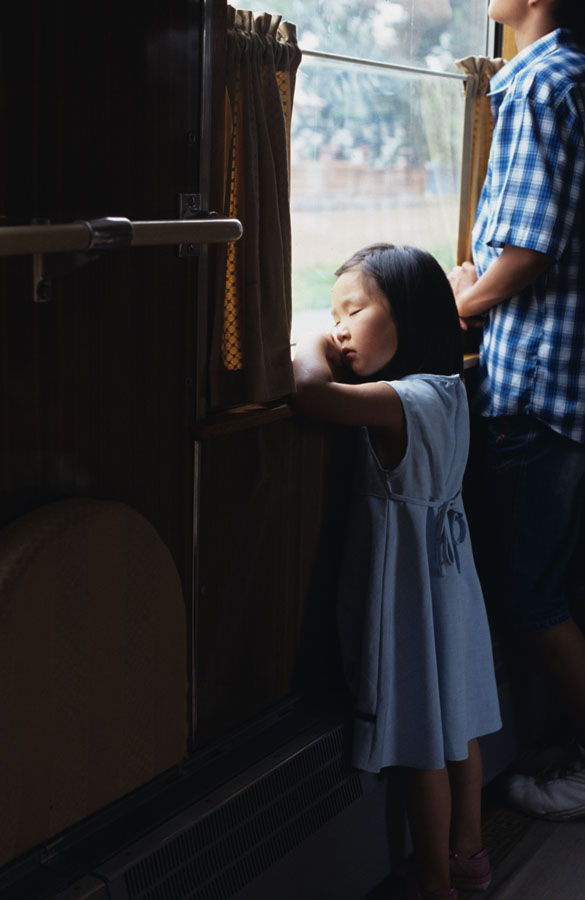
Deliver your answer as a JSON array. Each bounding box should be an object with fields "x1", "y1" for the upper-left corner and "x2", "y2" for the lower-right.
[{"x1": 468, "y1": 415, "x2": 585, "y2": 634}]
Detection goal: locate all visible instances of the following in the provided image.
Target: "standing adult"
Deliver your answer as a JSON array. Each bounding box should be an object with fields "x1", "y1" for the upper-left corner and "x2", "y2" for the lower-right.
[{"x1": 448, "y1": 0, "x2": 585, "y2": 819}]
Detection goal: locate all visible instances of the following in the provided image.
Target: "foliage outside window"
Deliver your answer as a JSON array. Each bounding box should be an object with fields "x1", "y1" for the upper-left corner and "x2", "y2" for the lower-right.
[{"x1": 233, "y1": 1, "x2": 491, "y2": 340}]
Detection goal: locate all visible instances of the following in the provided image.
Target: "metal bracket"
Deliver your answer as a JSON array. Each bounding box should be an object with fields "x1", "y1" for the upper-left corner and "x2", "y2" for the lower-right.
[
  {"x1": 178, "y1": 194, "x2": 201, "y2": 257},
  {"x1": 179, "y1": 193, "x2": 202, "y2": 220},
  {"x1": 31, "y1": 217, "x2": 52, "y2": 302},
  {"x1": 17, "y1": 208, "x2": 238, "y2": 301},
  {"x1": 178, "y1": 194, "x2": 222, "y2": 258},
  {"x1": 32, "y1": 217, "x2": 133, "y2": 302}
]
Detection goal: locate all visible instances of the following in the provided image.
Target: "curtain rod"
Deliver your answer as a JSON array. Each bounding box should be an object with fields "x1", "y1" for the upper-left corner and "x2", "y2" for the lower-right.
[{"x1": 301, "y1": 48, "x2": 467, "y2": 82}]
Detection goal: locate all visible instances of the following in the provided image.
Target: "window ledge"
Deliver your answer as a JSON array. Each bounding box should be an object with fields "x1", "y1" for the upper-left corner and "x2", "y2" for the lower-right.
[{"x1": 194, "y1": 402, "x2": 294, "y2": 439}]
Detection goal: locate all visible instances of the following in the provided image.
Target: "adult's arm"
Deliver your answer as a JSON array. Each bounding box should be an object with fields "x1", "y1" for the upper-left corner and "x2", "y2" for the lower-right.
[{"x1": 448, "y1": 244, "x2": 554, "y2": 322}]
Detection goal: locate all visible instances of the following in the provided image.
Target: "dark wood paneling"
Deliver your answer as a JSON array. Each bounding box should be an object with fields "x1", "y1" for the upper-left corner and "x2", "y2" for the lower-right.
[
  {"x1": 0, "y1": 0, "x2": 353, "y2": 754},
  {"x1": 2, "y1": 2, "x2": 202, "y2": 223},
  {"x1": 0, "y1": 1, "x2": 205, "y2": 592},
  {"x1": 196, "y1": 418, "x2": 355, "y2": 746}
]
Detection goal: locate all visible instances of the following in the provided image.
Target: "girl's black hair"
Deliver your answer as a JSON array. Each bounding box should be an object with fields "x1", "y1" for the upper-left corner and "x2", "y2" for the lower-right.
[
  {"x1": 552, "y1": 1, "x2": 585, "y2": 41},
  {"x1": 335, "y1": 243, "x2": 463, "y2": 382}
]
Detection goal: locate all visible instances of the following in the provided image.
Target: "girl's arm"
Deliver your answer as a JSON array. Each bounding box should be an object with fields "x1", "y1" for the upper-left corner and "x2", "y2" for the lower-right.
[{"x1": 292, "y1": 333, "x2": 405, "y2": 431}]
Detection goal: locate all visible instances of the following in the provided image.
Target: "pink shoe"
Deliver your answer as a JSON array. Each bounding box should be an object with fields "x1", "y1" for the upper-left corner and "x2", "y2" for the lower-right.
[{"x1": 450, "y1": 848, "x2": 492, "y2": 891}]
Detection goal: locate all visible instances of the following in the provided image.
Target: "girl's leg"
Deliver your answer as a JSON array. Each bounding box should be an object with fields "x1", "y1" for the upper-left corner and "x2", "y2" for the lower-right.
[
  {"x1": 447, "y1": 738, "x2": 483, "y2": 857},
  {"x1": 404, "y1": 766, "x2": 452, "y2": 892}
]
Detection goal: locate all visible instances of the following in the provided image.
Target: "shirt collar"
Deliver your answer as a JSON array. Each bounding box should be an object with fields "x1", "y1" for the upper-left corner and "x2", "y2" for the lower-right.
[{"x1": 488, "y1": 28, "x2": 580, "y2": 97}]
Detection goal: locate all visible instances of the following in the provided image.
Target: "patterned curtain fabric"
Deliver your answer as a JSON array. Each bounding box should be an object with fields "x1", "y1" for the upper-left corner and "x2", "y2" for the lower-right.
[
  {"x1": 210, "y1": 7, "x2": 302, "y2": 409},
  {"x1": 455, "y1": 56, "x2": 505, "y2": 265}
]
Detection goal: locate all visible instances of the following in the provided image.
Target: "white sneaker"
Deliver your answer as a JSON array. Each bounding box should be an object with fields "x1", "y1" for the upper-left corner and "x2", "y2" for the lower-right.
[{"x1": 506, "y1": 742, "x2": 585, "y2": 820}]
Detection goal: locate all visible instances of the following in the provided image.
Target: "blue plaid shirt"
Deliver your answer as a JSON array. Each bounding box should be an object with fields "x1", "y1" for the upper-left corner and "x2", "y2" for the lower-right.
[{"x1": 472, "y1": 29, "x2": 585, "y2": 443}]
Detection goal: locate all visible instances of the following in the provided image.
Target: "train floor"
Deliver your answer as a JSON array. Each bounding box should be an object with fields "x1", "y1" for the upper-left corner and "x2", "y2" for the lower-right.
[{"x1": 366, "y1": 797, "x2": 585, "y2": 899}]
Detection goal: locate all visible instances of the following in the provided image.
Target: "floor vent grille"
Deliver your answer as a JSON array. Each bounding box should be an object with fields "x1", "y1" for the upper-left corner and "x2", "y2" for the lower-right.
[{"x1": 121, "y1": 724, "x2": 361, "y2": 900}]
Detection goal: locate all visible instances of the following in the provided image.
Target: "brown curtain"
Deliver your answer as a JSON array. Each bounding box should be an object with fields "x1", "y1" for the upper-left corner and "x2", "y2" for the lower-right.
[
  {"x1": 210, "y1": 7, "x2": 302, "y2": 409},
  {"x1": 455, "y1": 56, "x2": 505, "y2": 265}
]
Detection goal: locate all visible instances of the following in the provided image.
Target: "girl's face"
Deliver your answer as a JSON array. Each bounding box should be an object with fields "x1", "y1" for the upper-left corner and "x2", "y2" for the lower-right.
[{"x1": 331, "y1": 268, "x2": 398, "y2": 377}]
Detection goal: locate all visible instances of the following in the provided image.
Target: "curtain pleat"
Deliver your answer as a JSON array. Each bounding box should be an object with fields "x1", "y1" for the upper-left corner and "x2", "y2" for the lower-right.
[
  {"x1": 210, "y1": 7, "x2": 302, "y2": 409},
  {"x1": 455, "y1": 56, "x2": 505, "y2": 265}
]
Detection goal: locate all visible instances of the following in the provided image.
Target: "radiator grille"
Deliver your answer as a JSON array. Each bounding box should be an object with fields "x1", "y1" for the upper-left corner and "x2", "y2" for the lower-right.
[{"x1": 122, "y1": 725, "x2": 361, "y2": 900}]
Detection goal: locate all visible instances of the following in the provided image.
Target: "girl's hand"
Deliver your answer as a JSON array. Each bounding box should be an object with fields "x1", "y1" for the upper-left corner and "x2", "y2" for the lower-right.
[
  {"x1": 325, "y1": 331, "x2": 346, "y2": 380},
  {"x1": 293, "y1": 332, "x2": 347, "y2": 382},
  {"x1": 293, "y1": 332, "x2": 337, "y2": 384}
]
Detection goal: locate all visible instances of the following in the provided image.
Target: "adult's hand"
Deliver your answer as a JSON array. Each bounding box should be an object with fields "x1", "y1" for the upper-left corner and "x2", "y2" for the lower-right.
[
  {"x1": 449, "y1": 246, "x2": 554, "y2": 321},
  {"x1": 448, "y1": 260, "x2": 478, "y2": 298},
  {"x1": 447, "y1": 262, "x2": 483, "y2": 331}
]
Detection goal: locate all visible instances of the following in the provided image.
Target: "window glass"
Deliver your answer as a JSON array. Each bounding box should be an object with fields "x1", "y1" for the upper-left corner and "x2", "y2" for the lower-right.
[
  {"x1": 290, "y1": 58, "x2": 465, "y2": 338},
  {"x1": 232, "y1": 2, "x2": 491, "y2": 339}
]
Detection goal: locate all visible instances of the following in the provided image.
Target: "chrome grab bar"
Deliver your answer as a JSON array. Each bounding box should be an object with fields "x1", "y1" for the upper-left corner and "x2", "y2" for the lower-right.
[
  {"x1": 0, "y1": 215, "x2": 243, "y2": 301},
  {"x1": 0, "y1": 216, "x2": 243, "y2": 257}
]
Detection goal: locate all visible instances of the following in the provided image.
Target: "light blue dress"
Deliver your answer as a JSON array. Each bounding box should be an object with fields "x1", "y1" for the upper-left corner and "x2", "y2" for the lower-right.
[{"x1": 338, "y1": 374, "x2": 502, "y2": 772}]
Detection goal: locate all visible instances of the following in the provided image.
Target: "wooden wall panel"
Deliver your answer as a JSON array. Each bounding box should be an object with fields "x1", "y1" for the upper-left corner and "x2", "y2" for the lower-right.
[
  {"x1": 196, "y1": 418, "x2": 356, "y2": 746},
  {"x1": 0, "y1": 0, "x2": 354, "y2": 757},
  {"x1": 0, "y1": 1, "x2": 204, "y2": 592}
]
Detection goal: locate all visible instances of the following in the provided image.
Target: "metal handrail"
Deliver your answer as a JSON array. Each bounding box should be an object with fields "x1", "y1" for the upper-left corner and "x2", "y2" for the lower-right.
[{"x1": 0, "y1": 216, "x2": 243, "y2": 257}]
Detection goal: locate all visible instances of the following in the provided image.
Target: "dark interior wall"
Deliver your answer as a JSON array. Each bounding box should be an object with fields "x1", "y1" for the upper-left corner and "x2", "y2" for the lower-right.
[
  {"x1": 0, "y1": 0, "x2": 350, "y2": 754},
  {"x1": 0, "y1": 1, "x2": 205, "y2": 592},
  {"x1": 2, "y1": 3, "x2": 203, "y2": 222},
  {"x1": 196, "y1": 417, "x2": 356, "y2": 747}
]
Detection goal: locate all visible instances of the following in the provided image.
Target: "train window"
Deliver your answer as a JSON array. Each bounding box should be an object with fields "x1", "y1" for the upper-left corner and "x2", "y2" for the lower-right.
[{"x1": 233, "y1": 1, "x2": 493, "y2": 340}]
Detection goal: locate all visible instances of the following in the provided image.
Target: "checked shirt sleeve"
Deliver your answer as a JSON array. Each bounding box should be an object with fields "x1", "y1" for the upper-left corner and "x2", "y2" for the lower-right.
[{"x1": 483, "y1": 84, "x2": 585, "y2": 261}]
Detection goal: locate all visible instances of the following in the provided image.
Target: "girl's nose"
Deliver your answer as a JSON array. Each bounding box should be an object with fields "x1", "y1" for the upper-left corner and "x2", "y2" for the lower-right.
[{"x1": 336, "y1": 322, "x2": 350, "y2": 341}]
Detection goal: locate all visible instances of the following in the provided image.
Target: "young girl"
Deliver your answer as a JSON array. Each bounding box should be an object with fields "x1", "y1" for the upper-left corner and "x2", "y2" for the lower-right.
[{"x1": 293, "y1": 244, "x2": 502, "y2": 900}]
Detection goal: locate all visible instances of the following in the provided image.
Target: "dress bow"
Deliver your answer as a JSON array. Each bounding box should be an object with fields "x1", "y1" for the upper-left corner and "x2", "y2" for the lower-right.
[{"x1": 436, "y1": 496, "x2": 467, "y2": 574}]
